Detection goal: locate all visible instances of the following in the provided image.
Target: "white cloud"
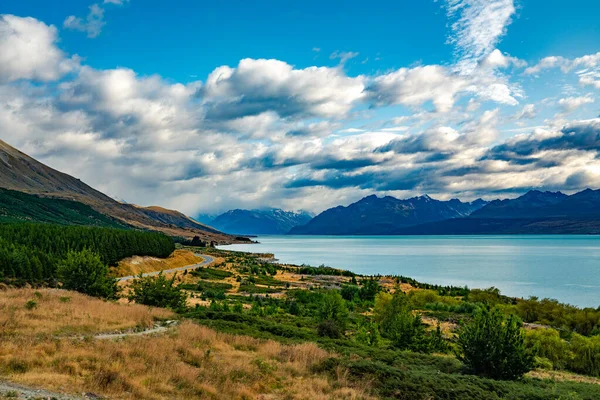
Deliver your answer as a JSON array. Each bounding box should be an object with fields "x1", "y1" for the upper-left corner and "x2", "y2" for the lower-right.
[
  {"x1": 329, "y1": 50, "x2": 359, "y2": 65},
  {"x1": 524, "y1": 56, "x2": 567, "y2": 75},
  {"x1": 367, "y1": 65, "x2": 469, "y2": 112},
  {"x1": 446, "y1": 0, "x2": 516, "y2": 72},
  {"x1": 515, "y1": 104, "x2": 536, "y2": 120},
  {"x1": 366, "y1": 64, "x2": 519, "y2": 112},
  {"x1": 558, "y1": 95, "x2": 595, "y2": 113},
  {"x1": 479, "y1": 49, "x2": 526, "y2": 69},
  {"x1": 525, "y1": 52, "x2": 600, "y2": 89},
  {"x1": 0, "y1": 15, "x2": 75, "y2": 83},
  {"x1": 4, "y1": 9, "x2": 600, "y2": 215},
  {"x1": 64, "y1": 4, "x2": 105, "y2": 38},
  {"x1": 201, "y1": 58, "x2": 366, "y2": 119}
]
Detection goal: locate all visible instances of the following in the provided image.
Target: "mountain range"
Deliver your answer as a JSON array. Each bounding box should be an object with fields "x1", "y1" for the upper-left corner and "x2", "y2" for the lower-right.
[
  {"x1": 206, "y1": 208, "x2": 314, "y2": 235},
  {"x1": 289, "y1": 194, "x2": 488, "y2": 235},
  {"x1": 0, "y1": 139, "x2": 236, "y2": 243},
  {"x1": 398, "y1": 189, "x2": 600, "y2": 234},
  {"x1": 3, "y1": 138, "x2": 600, "y2": 237}
]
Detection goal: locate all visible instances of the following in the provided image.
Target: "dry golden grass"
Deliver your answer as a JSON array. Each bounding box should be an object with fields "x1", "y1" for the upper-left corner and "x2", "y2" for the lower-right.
[
  {"x1": 0, "y1": 288, "x2": 173, "y2": 337},
  {"x1": 527, "y1": 369, "x2": 600, "y2": 385},
  {"x1": 0, "y1": 289, "x2": 373, "y2": 399},
  {"x1": 113, "y1": 249, "x2": 202, "y2": 277}
]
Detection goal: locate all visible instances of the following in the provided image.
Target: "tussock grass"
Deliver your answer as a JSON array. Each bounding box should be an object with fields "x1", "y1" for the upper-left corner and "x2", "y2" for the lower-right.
[
  {"x1": 0, "y1": 289, "x2": 373, "y2": 399},
  {"x1": 114, "y1": 249, "x2": 202, "y2": 277},
  {"x1": 0, "y1": 288, "x2": 173, "y2": 337}
]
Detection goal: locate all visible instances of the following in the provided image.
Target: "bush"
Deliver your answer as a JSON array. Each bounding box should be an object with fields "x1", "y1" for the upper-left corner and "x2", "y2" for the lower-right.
[
  {"x1": 128, "y1": 272, "x2": 187, "y2": 311},
  {"x1": 317, "y1": 291, "x2": 348, "y2": 337},
  {"x1": 525, "y1": 328, "x2": 571, "y2": 370},
  {"x1": 457, "y1": 306, "x2": 533, "y2": 380},
  {"x1": 24, "y1": 300, "x2": 37, "y2": 310},
  {"x1": 359, "y1": 278, "x2": 380, "y2": 301},
  {"x1": 375, "y1": 291, "x2": 430, "y2": 351},
  {"x1": 57, "y1": 249, "x2": 118, "y2": 299},
  {"x1": 318, "y1": 320, "x2": 343, "y2": 338},
  {"x1": 569, "y1": 333, "x2": 600, "y2": 377}
]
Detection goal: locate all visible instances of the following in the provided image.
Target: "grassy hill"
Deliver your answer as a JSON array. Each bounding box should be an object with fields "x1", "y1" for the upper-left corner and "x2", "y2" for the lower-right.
[{"x1": 0, "y1": 187, "x2": 123, "y2": 227}]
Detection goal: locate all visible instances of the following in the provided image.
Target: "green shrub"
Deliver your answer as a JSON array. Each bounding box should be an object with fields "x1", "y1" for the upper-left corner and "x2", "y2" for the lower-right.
[
  {"x1": 317, "y1": 291, "x2": 348, "y2": 338},
  {"x1": 457, "y1": 306, "x2": 533, "y2": 380},
  {"x1": 525, "y1": 328, "x2": 571, "y2": 370},
  {"x1": 24, "y1": 299, "x2": 37, "y2": 310},
  {"x1": 569, "y1": 333, "x2": 600, "y2": 377},
  {"x1": 375, "y1": 291, "x2": 431, "y2": 352},
  {"x1": 57, "y1": 249, "x2": 118, "y2": 299},
  {"x1": 128, "y1": 272, "x2": 187, "y2": 311}
]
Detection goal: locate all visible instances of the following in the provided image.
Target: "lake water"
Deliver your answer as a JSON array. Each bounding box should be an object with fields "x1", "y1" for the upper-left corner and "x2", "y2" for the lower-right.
[{"x1": 220, "y1": 235, "x2": 600, "y2": 308}]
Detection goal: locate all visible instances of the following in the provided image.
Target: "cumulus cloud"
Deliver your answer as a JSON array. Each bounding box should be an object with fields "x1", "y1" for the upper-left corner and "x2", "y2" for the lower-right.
[
  {"x1": 3, "y1": 7, "x2": 600, "y2": 215},
  {"x1": 0, "y1": 15, "x2": 75, "y2": 82},
  {"x1": 558, "y1": 95, "x2": 595, "y2": 113},
  {"x1": 366, "y1": 64, "x2": 519, "y2": 112},
  {"x1": 200, "y1": 58, "x2": 366, "y2": 120},
  {"x1": 479, "y1": 49, "x2": 526, "y2": 69}
]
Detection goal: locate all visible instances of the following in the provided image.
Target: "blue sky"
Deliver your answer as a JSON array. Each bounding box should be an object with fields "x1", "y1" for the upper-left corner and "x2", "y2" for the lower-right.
[
  {"x1": 5, "y1": 0, "x2": 600, "y2": 81},
  {"x1": 1, "y1": 0, "x2": 600, "y2": 215}
]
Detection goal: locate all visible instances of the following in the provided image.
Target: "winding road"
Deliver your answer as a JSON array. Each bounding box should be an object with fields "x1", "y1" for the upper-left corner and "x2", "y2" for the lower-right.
[{"x1": 117, "y1": 253, "x2": 215, "y2": 282}]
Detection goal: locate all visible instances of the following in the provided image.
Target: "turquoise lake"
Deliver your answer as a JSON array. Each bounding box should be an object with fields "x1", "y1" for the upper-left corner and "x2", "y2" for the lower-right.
[{"x1": 220, "y1": 235, "x2": 600, "y2": 308}]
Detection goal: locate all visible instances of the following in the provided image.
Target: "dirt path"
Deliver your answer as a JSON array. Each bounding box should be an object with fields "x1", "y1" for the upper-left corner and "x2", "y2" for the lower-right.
[
  {"x1": 0, "y1": 380, "x2": 86, "y2": 399},
  {"x1": 0, "y1": 255, "x2": 214, "y2": 399},
  {"x1": 117, "y1": 254, "x2": 215, "y2": 282},
  {"x1": 92, "y1": 321, "x2": 177, "y2": 340}
]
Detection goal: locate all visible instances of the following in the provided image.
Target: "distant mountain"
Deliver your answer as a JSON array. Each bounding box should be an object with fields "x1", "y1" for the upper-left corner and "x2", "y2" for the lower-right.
[
  {"x1": 399, "y1": 189, "x2": 600, "y2": 235},
  {"x1": 209, "y1": 208, "x2": 314, "y2": 235},
  {"x1": 0, "y1": 139, "x2": 235, "y2": 243},
  {"x1": 195, "y1": 213, "x2": 218, "y2": 225},
  {"x1": 289, "y1": 195, "x2": 488, "y2": 235},
  {"x1": 470, "y1": 190, "x2": 568, "y2": 218}
]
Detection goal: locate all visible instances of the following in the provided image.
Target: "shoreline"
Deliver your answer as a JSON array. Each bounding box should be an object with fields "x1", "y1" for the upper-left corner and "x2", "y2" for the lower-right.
[{"x1": 217, "y1": 236, "x2": 600, "y2": 309}]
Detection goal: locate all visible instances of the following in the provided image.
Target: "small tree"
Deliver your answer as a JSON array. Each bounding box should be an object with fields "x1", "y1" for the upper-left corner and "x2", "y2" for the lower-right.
[
  {"x1": 57, "y1": 249, "x2": 117, "y2": 299},
  {"x1": 457, "y1": 306, "x2": 533, "y2": 380},
  {"x1": 375, "y1": 291, "x2": 424, "y2": 350},
  {"x1": 128, "y1": 272, "x2": 187, "y2": 311},
  {"x1": 317, "y1": 291, "x2": 348, "y2": 338}
]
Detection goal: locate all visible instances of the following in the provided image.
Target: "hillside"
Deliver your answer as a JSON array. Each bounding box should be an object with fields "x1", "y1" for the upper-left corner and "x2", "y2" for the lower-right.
[
  {"x1": 289, "y1": 195, "x2": 487, "y2": 235},
  {"x1": 209, "y1": 208, "x2": 314, "y2": 235},
  {"x1": 0, "y1": 187, "x2": 123, "y2": 227},
  {"x1": 0, "y1": 139, "x2": 234, "y2": 242}
]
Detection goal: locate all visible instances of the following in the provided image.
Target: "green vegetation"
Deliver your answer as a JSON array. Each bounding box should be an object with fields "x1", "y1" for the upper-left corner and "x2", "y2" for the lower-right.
[
  {"x1": 0, "y1": 222, "x2": 174, "y2": 283},
  {"x1": 57, "y1": 248, "x2": 118, "y2": 299},
  {"x1": 190, "y1": 267, "x2": 233, "y2": 280},
  {"x1": 0, "y1": 187, "x2": 122, "y2": 227},
  {"x1": 174, "y1": 247, "x2": 600, "y2": 399},
  {"x1": 0, "y1": 231, "x2": 598, "y2": 399},
  {"x1": 375, "y1": 291, "x2": 447, "y2": 353},
  {"x1": 457, "y1": 306, "x2": 534, "y2": 380},
  {"x1": 128, "y1": 272, "x2": 187, "y2": 311}
]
